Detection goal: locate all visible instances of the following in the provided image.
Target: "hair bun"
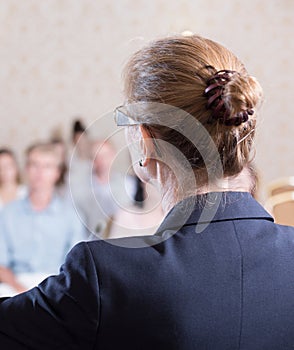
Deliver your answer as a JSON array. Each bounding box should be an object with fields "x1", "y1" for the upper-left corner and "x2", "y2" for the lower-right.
[{"x1": 204, "y1": 69, "x2": 262, "y2": 126}]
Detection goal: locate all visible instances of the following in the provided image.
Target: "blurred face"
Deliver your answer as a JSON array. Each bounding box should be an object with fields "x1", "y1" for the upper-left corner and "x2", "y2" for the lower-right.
[
  {"x1": 92, "y1": 142, "x2": 116, "y2": 177},
  {"x1": 26, "y1": 150, "x2": 61, "y2": 191},
  {"x1": 0, "y1": 153, "x2": 19, "y2": 185}
]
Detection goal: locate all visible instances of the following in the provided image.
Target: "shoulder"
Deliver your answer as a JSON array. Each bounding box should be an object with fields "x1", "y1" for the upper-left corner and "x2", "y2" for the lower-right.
[
  {"x1": 0, "y1": 198, "x2": 25, "y2": 217},
  {"x1": 272, "y1": 222, "x2": 294, "y2": 246},
  {"x1": 240, "y1": 220, "x2": 294, "y2": 270},
  {"x1": 59, "y1": 242, "x2": 101, "y2": 290},
  {"x1": 83, "y1": 236, "x2": 165, "y2": 274},
  {"x1": 63, "y1": 241, "x2": 96, "y2": 268}
]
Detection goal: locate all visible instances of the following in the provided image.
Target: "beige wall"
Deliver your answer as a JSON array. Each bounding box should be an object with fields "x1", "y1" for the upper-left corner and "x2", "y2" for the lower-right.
[{"x1": 0, "y1": 0, "x2": 293, "y2": 201}]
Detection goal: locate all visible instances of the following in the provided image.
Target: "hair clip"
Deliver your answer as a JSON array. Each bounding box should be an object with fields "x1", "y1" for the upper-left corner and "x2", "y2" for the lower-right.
[{"x1": 204, "y1": 69, "x2": 254, "y2": 126}]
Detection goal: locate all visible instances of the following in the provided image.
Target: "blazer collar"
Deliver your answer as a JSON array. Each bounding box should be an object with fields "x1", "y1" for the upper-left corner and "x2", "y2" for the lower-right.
[
  {"x1": 105, "y1": 192, "x2": 273, "y2": 249},
  {"x1": 155, "y1": 191, "x2": 273, "y2": 237}
]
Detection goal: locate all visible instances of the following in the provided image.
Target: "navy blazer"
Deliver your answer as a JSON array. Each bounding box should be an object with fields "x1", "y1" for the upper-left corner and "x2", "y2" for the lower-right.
[{"x1": 0, "y1": 191, "x2": 294, "y2": 349}]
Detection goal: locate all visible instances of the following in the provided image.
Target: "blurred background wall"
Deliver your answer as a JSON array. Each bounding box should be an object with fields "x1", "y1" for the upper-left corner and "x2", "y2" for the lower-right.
[{"x1": 0, "y1": 0, "x2": 293, "y2": 201}]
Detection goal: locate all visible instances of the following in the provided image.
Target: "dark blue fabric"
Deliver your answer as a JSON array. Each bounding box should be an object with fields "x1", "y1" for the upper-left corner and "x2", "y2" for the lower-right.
[{"x1": 0, "y1": 191, "x2": 294, "y2": 349}]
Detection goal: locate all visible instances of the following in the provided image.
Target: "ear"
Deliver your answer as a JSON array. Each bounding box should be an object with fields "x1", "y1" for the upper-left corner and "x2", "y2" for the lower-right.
[{"x1": 139, "y1": 125, "x2": 155, "y2": 167}]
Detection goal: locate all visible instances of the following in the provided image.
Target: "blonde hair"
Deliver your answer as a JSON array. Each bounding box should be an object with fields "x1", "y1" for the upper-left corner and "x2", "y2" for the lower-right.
[
  {"x1": 26, "y1": 142, "x2": 65, "y2": 185},
  {"x1": 123, "y1": 34, "x2": 263, "y2": 186}
]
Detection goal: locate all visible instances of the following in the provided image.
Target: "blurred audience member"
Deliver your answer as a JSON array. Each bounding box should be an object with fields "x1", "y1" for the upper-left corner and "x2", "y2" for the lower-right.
[
  {"x1": 75, "y1": 139, "x2": 134, "y2": 238},
  {"x1": 0, "y1": 148, "x2": 26, "y2": 210},
  {"x1": 50, "y1": 137, "x2": 68, "y2": 196},
  {"x1": 0, "y1": 142, "x2": 86, "y2": 294},
  {"x1": 72, "y1": 119, "x2": 91, "y2": 160},
  {"x1": 69, "y1": 119, "x2": 92, "y2": 205}
]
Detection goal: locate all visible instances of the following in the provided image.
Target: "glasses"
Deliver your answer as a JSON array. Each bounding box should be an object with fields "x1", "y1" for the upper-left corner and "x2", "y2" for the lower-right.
[
  {"x1": 114, "y1": 105, "x2": 142, "y2": 126},
  {"x1": 113, "y1": 105, "x2": 163, "y2": 157}
]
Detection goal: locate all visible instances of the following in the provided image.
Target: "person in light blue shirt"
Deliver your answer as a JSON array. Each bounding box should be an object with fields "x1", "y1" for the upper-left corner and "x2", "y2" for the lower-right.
[{"x1": 0, "y1": 142, "x2": 86, "y2": 293}]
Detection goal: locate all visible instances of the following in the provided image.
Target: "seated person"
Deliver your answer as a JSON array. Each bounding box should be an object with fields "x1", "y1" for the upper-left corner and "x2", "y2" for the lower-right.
[
  {"x1": 74, "y1": 139, "x2": 135, "y2": 238},
  {"x1": 50, "y1": 136, "x2": 69, "y2": 196},
  {"x1": 0, "y1": 142, "x2": 86, "y2": 294},
  {"x1": 68, "y1": 120, "x2": 93, "y2": 214},
  {"x1": 0, "y1": 148, "x2": 26, "y2": 210}
]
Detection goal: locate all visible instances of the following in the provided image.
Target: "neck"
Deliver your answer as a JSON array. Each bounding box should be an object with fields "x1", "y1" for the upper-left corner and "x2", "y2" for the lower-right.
[
  {"x1": 94, "y1": 172, "x2": 109, "y2": 184},
  {"x1": 0, "y1": 182, "x2": 19, "y2": 204},
  {"x1": 0, "y1": 182, "x2": 18, "y2": 190},
  {"x1": 29, "y1": 188, "x2": 54, "y2": 211},
  {"x1": 157, "y1": 168, "x2": 252, "y2": 215}
]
